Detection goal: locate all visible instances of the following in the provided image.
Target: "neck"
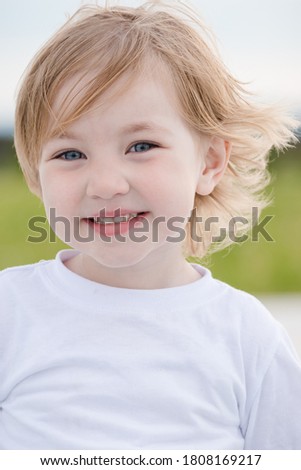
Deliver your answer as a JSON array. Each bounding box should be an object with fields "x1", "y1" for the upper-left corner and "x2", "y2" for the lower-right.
[{"x1": 64, "y1": 250, "x2": 201, "y2": 290}]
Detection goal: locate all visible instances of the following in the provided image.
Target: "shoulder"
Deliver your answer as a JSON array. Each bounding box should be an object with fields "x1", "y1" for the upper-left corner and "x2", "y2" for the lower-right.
[
  {"x1": 0, "y1": 259, "x2": 56, "y2": 348},
  {"x1": 191, "y1": 263, "x2": 281, "y2": 336},
  {"x1": 209, "y1": 273, "x2": 275, "y2": 322},
  {"x1": 0, "y1": 261, "x2": 44, "y2": 277},
  {"x1": 0, "y1": 259, "x2": 52, "y2": 300},
  {"x1": 202, "y1": 270, "x2": 272, "y2": 319},
  {"x1": 207, "y1": 278, "x2": 301, "y2": 392},
  {"x1": 0, "y1": 259, "x2": 50, "y2": 280},
  {"x1": 202, "y1": 273, "x2": 286, "y2": 356}
]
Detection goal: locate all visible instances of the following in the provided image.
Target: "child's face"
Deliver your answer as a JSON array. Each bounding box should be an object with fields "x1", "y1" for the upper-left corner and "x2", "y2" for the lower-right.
[{"x1": 38, "y1": 70, "x2": 213, "y2": 283}]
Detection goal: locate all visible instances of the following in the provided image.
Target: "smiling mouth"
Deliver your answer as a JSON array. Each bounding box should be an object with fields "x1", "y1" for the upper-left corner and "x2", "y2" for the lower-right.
[{"x1": 87, "y1": 212, "x2": 147, "y2": 224}]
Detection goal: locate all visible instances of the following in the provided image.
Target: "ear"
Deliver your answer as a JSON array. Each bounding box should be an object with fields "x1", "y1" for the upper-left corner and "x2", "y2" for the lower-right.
[{"x1": 196, "y1": 137, "x2": 231, "y2": 196}]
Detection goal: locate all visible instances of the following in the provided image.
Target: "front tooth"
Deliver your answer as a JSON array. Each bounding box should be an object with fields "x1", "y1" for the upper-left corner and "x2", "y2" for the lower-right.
[
  {"x1": 127, "y1": 213, "x2": 138, "y2": 221},
  {"x1": 93, "y1": 213, "x2": 138, "y2": 224},
  {"x1": 114, "y1": 216, "x2": 129, "y2": 222}
]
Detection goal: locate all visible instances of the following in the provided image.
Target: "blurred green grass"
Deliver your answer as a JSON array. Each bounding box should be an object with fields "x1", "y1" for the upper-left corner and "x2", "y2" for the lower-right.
[
  {"x1": 203, "y1": 145, "x2": 301, "y2": 293},
  {"x1": 0, "y1": 139, "x2": 300, "y2": 293}
]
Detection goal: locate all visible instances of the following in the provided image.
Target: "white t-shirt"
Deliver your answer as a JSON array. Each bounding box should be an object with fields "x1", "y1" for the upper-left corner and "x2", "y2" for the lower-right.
[{"x1": 0, "y1": 249, "x2": 301, "y2": 450}]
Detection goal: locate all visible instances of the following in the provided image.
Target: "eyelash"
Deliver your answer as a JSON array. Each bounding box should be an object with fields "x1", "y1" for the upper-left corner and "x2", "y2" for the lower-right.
[
  {"x1": 54, "y1": 150, "x2": 85, "y2": 161},
  {"x1": 129, "y1": 142, "x2": 158, "y2": 153},
  {"x1": 54, "y1": 142, "x2": 158, "y2": 160}
]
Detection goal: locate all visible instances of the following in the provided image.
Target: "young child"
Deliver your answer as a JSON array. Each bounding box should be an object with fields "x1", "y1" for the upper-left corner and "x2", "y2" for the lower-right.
[{"x1": 1, "y1": 0, "x2": 301, "y2": 450}]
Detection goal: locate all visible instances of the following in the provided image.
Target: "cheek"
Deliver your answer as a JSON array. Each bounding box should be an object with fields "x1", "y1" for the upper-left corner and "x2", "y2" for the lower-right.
[
  {"x1": 144, "y1": 176, "x2": 196, "y2": 220},
  {"x1": 152, "y1": 162, "x2": 197, "y2": 203},
  {"x1": 39, "y1": 171, "x2": 78, "y2": 217}
]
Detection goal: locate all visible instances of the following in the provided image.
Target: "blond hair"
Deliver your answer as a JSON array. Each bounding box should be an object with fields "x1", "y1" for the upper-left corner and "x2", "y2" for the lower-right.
[{"x1": 14, "y1": 0, "x2": 298, "y2": 258}]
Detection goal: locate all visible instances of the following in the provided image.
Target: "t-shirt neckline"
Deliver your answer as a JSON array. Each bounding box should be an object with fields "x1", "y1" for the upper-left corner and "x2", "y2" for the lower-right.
[{"x1": 42, "y1": 249, "x2": 223, "y2": 312}]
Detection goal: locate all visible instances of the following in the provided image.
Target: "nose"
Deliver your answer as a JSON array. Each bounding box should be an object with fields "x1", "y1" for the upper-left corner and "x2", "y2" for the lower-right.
[{"x1": 85, "y1": 161, "x2": 130, "y2": 200}]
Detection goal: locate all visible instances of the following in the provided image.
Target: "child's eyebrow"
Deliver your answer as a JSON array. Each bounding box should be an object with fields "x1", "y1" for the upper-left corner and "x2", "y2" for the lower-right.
[{"x1": 119, "y1": 121, "x2": 173, "y2": 136}]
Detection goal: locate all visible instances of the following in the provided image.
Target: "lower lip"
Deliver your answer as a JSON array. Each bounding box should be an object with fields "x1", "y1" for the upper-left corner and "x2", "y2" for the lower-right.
[{"x1": 83, "y1": 213, "x2": 149, "y2": 237}]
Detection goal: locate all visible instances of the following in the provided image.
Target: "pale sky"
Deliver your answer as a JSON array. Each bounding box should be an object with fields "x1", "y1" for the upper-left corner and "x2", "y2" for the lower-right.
[{"x1": 1, "y1": 0, "x2": 301, "y2": 135}]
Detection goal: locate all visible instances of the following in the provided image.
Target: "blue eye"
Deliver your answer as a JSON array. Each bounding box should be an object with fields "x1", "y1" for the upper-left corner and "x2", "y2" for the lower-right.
[
  {"x1": 129, "y1": 142, "x2": 157, "y2": 153},
  {"x1": 57, "y1": 150, "x2": 85, "y2": 160}
]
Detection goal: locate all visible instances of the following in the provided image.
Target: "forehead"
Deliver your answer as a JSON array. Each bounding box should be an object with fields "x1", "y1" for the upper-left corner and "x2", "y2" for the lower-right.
[{"x1": 48, "y1": 61, "x2": 185, "y2": 138}]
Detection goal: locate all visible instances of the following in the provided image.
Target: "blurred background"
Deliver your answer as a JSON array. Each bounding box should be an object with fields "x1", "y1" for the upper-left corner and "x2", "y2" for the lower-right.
[{"x1": 1, "y1": 0, "x2": 300, "y2": 351}]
